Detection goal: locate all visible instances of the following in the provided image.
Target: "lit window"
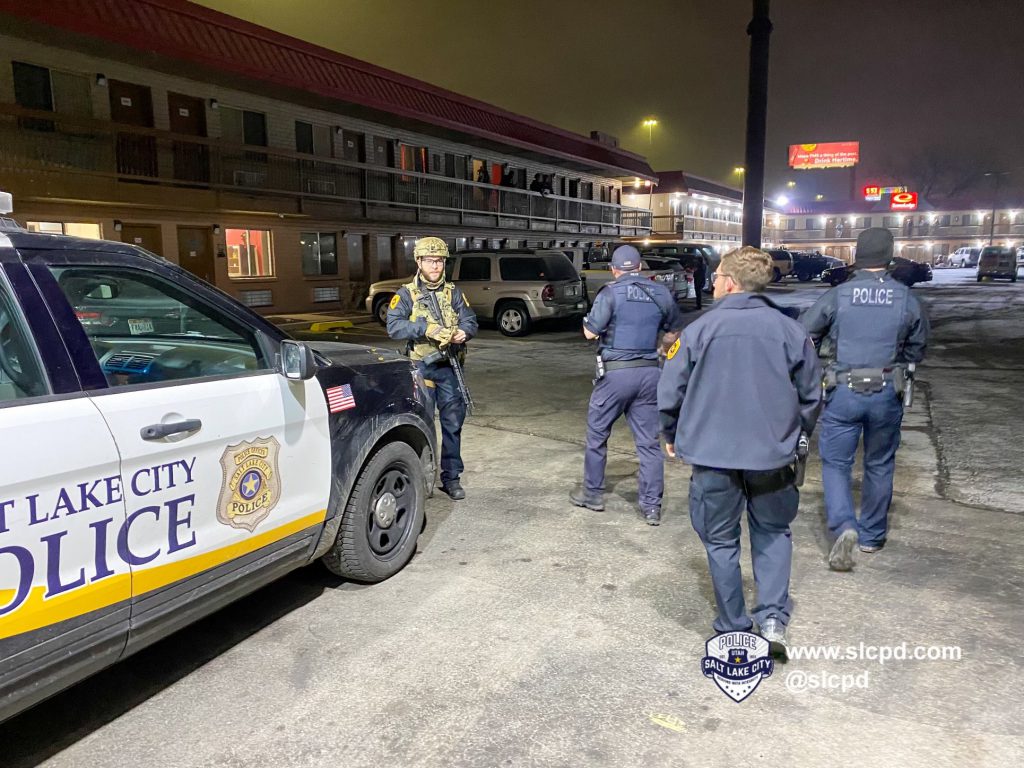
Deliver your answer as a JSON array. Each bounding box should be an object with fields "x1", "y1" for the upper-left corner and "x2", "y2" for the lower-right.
[
  {"x1": 27, "y1": 221, "x2": 102, "y2": 239},
  {"x1": 225, "y1": 228, "x2": 274, "y2": 278}
]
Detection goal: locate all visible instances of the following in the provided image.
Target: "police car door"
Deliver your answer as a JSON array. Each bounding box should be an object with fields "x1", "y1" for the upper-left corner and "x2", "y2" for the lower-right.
[
  {"x1": 0, "y1": 258, "x2": 129, "y2": 720},
  {"x1": 37, "y1": 260, "x2": 331, "y2": 652}
]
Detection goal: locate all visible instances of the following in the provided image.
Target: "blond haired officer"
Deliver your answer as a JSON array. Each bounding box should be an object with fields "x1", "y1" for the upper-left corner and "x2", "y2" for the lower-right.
[{"x1": 386, "y1": 237, "x2": 478, "y2": 499}]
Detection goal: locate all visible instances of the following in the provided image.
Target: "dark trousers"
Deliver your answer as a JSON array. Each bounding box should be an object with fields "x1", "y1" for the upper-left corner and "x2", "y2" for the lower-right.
[
  {"x1": 418, "y1": 361, "x2": 466, "y2": 484},
  {"x1": 689, "y1": 465, "x2": 799, "y2": 632},
  {"x1": 693, "y1": 267, "x2": 705, "y2": 309},
  {"x1": 583, "y1": 367, "x2": 664, "y2": 510},
  {"x1": 819, "y1": 386, "x2": 903, "y2": 547}
]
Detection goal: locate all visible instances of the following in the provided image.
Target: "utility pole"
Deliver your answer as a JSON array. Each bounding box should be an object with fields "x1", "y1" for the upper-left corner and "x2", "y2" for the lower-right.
[
  {"x1": 742, "y1": 0, "x2": 772, "y2": 247},
  {"x1": 984, "y1": 171, "x2": 1009, "y2": 246}
]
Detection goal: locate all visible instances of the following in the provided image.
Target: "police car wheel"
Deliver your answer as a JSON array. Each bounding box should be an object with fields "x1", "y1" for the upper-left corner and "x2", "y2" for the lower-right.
[
  {"x1": 373, "y1": 296, "x2": 392, "y2": 325},
  {"x1": 497, "y1": 301, "x2": 531, "y2": 337},
  {"x1": 772, "y1": 268, "x2": 782, "y2": 283},
  {"x1": 322, "y1": 442, "x2": 425, "y2": 583}
]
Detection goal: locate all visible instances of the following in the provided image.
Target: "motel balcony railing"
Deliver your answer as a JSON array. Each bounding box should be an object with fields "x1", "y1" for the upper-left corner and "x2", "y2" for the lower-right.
[{"x1": 0, "y1": 104, "x2": 652, "y2": 236}]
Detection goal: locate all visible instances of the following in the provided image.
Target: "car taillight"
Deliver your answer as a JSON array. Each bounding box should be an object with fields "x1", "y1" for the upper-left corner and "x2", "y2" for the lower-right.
[{"x1": 541, "y1": 284, "x2": 554, "y2": 301}]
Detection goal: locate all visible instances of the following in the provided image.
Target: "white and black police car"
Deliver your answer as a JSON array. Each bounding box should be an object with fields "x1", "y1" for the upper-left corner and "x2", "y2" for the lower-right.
[{"x1": 0, "y1": 193, "x2": 436, "y2": 722}]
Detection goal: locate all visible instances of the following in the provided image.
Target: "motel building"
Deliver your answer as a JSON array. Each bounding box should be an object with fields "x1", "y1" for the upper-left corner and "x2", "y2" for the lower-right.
[
  {"x1": 0, "y1": 0, "x2": 654, "y2": 314},
  {"x1": 622, "y1": 170, "x2": 782, "y2": 253},
  {"x1": 772, "y1": 192, "x2": 1024, "y2": 264}
]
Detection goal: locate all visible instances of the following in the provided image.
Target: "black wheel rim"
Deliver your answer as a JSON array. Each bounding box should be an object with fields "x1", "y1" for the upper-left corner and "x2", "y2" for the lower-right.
[{"x1": 367, "y1": 464, "x2": 415, "y2": 558}]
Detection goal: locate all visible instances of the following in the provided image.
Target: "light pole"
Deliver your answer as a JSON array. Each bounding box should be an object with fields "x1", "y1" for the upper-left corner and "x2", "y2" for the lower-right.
[
  {"x1": 983, "y1": 171, "x2": 1010, "y2": 245},
  {"x1": 742, "y1": 0, "x2": 772, "y2": 247},
  {"x1": 642, "y1": 118, "x2": 658, "y2": 145}
]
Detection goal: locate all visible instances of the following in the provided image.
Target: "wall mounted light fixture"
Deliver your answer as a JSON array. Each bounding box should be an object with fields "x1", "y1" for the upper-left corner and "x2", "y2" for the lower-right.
[
  {"x1": 212, "y1": 224, "x2": 222, "y2": 235},
  {"x1": 208, "y1": 98, "x2": 219, "y2": 110},
  {"x1": 95, "y1": 73, "x2": 108, "y2": 87},
  {"x1": 113, "y1": 220, "x2": 123, "y2": 232}
]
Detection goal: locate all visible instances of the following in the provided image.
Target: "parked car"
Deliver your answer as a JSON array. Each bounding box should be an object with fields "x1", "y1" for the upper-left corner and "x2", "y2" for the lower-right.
[
  {"x1": 766, "y1": 249, "x2": 796, "y2": 282},
  {"x1": 1017, "y1": 246, "x2": 1024, "y2": 268},
  {"x1": 790, "y1": 251, "x2": 843, "y2": 282},
  {"x1": 948, "y1": 247, "x2": 982, "y2": 268},
  {"x1": 365, "y1": 249, "x2": 586, "y2": 337},
  {"x1": 565, "y1": 247, "x2": 688, "y2": 306},
  {"x1": 976, "y1": 246, "x2": 1018, "y2": 282},
  {"x1": 0, "y1": 209, "x2": 435, "y2": 723},
  {"x1": 821, "y1": 257, "x2": 933, "y2": 287},
  {"x1": 628, "y1": 242, "x2": 718, "y2": 294}
]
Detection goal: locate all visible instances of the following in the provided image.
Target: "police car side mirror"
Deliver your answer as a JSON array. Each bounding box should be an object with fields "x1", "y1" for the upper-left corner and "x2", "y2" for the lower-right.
[{"x1": 279, "y1": 339, "x2": 317, "y2": 381}]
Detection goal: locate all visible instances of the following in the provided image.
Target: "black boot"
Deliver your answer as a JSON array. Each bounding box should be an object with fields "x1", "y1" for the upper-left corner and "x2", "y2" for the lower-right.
[{"x1": 441, "y1": 479, "x2": 465, "y2": 500}]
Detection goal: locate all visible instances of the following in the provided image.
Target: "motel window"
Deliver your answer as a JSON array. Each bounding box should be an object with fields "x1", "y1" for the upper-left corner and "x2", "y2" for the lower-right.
[
  {"x1": 221, "y1": 107, "x2": 267, "y2": 147},
  {"x1": 399, "y1": 143, "x2": 427, "y2": 174},
  {"x1": 883, "y1": 216, "x2": 895, "y2": 227},
  {"x1": 12, "y1": 61, "x2": 92, "y2": 130},
  {"x1": 961, "y1": 214, "x2": 973, "y2": 226},
  {"x1": 301, "y1": 232, "x2": 338, "y2": 276},
  {"x1": 786, "y1": 219, "x2": 796, "y2": 230},
  {"x1": 805, "y1": 218, "x2": 815, "y2": 230},
  {"x1": 225, "y1": 229, "x2": 274, "y2": 278},
  {"x1": 295, "y1": 121, "x2": 332, "y2": 157},
  {"x1": 940, "y1": 214, "x2": 951, "y2": 226},
  {"x1": 857, "y1": 217, "x2": 872, "y2": 228},
  {"x1": 27, "y1": 221, "x2": 102, "y2": 239}
]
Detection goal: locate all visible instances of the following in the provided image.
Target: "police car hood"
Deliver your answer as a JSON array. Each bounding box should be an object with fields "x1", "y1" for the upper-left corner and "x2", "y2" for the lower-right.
[{"x1": 308, "y1": 341, "x2": 405, "y2": 369}]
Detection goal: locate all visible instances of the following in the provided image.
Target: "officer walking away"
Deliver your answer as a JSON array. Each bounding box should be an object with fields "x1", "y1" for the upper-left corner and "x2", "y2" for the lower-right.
[
  {"x1": 658, "y1": 246, "x2": 822, "y2": 656},
  {"x1": 802, "y1": 228, "x2": 929, "y2": 571},
  {"x1": 570, "y1": 244, "x2": 683, "y2": 525},
  {"x1": 387, "y1": 237, "x2": 479, "y2": 500}
]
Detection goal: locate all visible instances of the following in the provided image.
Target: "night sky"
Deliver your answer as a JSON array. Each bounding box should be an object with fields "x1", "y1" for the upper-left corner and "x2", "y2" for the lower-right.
[{"x1": 195, "y1": 0, "x2": 1024, "y2": 202}]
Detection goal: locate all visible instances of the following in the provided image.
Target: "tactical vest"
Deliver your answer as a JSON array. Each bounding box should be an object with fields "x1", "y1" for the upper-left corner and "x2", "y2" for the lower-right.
[
  {"x1": 601, "y1": 275, "x2": 669, "y2": 359},
  {"x1": 834, "y1": 275, "x2": 908, "y2": 369},
  {"x1": 404, "y1": 278, "x2": 460, "y2": 361}
]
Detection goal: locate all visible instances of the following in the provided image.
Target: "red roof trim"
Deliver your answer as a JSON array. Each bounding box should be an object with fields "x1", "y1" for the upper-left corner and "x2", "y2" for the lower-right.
[{"x1": 0, "y1": 0, "x2": 654, "y2": 178}]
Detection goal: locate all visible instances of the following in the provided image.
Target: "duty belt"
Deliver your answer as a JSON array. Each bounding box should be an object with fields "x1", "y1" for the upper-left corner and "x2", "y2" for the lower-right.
[
  {"x1": 836, "y1": 366, "x2": 905, "y2": 394},
  {"x1": 604, "y1": 359, "x2": 659, "y2": 371}
]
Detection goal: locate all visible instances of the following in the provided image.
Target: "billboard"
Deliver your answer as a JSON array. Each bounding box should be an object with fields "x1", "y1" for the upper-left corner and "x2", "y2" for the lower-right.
[
  {"x1": 890, "y1": 192, "x2": 918, "y2": 211},
  {"x1": 788, "y1": 142, "x2": 860, "y2": 169},
  {"x1": 863, "y1": 184, "x2": 907, "y2": 201}
]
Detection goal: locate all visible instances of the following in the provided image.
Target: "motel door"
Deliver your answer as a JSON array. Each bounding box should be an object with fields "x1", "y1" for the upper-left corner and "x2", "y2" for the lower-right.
[
  {"x1": 120, "y1": 224, "x2": 163, "y2": 257},
  {"x1": 168, "y1": 92, "x2": 209, "y2": 183},
  {"x1": 109, "y1": 80, "x2": 157, "y2": 178},
  {"x1": 177, "y1": 227, "x2": 216, "y2": 285}
]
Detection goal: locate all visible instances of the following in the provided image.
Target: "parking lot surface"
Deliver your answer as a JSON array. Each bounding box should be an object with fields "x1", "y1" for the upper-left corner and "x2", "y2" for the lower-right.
[{"x1": 4, "y1": 268, "x2": 1023, "y2": 768}]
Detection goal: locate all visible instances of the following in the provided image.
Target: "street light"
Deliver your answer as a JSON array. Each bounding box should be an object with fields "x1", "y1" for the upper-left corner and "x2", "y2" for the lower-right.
[
  {"x1": 786, "y1": 180, "x2": 797, "y2": 189},
  {"x1": 734, "y1": 166, "x2": 746, "y2": 176},
  {"x1": 775, "y1": 194, "x2": 790, "y2": 206},
  {"x1": 642, "y1": 118, "x2": 658, "y2": 144}
]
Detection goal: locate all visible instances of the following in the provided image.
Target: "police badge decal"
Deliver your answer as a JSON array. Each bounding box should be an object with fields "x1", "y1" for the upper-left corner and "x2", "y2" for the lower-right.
[
  {"x1": 217, "y1": 437, "x2": 283, "y2": 532},
  {"x1": 701, "y1": 631, "x2": 775, "y2": 702}
]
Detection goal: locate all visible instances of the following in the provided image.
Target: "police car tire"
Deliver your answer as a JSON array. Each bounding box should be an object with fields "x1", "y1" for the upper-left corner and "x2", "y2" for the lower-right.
[
  {"x1": 772, "y1": 268, "x2": 782, "y2": 283},
  {"x1": 322, "y1": 441, "x2": 425, "y2": 583},
  {"x1": 373, "y1": 295, "x2": 392, "y2": 325}
]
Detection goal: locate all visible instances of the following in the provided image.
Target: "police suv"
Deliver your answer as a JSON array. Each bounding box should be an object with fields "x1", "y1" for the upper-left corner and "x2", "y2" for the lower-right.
[{"x1": 0, "y1": 194, "x2": 435, "y2": 721}]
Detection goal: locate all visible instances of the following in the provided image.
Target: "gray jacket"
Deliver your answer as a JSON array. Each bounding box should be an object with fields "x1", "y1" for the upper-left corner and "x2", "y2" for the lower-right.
[{"x1": 658, "y1": 292, "x2": 823, "y2": 470}]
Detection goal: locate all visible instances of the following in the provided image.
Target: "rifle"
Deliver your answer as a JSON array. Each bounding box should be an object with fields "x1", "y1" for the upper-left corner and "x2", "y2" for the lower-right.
[
  {"x1": 794, "y1": 431, "x2": 809, "y2": 487},
  {"x1": 424, "y1": 288, "x2": 475, "y2": 414}
]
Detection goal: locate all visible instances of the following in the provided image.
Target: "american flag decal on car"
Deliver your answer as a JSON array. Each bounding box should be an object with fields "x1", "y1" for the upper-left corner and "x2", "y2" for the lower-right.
[{"x1": 326, "y1": 384, "x2": 356, "y2": 413}]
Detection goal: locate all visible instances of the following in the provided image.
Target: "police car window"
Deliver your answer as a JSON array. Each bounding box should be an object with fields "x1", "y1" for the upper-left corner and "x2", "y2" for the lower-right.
[
  {"x1": 48, "y1": 266, "x2": 269, "y2": 387},
  {"x1": 0, "y1": 283, "x2": 49, "y2": 403}
]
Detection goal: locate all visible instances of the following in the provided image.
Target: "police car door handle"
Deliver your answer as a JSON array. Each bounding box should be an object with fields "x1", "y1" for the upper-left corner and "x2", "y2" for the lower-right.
[{"x1": 140, "y1": 419, "x2": 202, "y2": 441}]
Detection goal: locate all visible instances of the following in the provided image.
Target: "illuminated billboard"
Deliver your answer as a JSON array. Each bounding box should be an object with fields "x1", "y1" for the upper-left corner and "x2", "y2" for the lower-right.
[
  {"x1": 863, "y1": 184, "x2": 907, "y2": 201},
  {"x1": 788, "y1": 142, "x2": 860, "y2": 169},
  {"x1": 890, "y1": 192, "x2": 918, "y2": 211}
]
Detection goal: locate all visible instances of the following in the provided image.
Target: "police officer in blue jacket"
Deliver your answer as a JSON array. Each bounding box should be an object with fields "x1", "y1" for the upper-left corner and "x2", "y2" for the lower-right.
[
  {"x1": 802, "y1": 228, "x2": 929, "y2": 571},
  {"x1": 571, "y1": 244, "x2": 683, "y2": 525},
  {"x1": 658, "y1": 247, "x2": 822, "y2": 656}
]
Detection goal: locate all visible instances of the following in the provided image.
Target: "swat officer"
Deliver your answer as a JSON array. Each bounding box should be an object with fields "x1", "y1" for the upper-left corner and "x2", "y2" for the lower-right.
[
  {"x1": 386, "y1": 237, "x2": 478, "y2": 500},
  {"x1": 658, "y1": 246, "x2": 822, "y2": 656},
  {"x1": 570, "y1": 244, "x2": 683, "y2": 525},
  {"x1": 802, "y1": 228, "x2": 929, "y2": 571}
]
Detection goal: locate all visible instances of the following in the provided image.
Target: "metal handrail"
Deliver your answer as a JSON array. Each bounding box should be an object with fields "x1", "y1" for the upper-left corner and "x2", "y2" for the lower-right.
[{"x1": 0, "y1": 103, "x2": 652, "y2": 232}]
